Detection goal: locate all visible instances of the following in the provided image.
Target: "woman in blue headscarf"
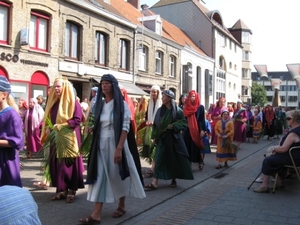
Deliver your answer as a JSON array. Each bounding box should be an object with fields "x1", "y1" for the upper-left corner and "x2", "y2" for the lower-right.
[{"x1": 80, "y1": 74, "x2": 145, "y2": 224}]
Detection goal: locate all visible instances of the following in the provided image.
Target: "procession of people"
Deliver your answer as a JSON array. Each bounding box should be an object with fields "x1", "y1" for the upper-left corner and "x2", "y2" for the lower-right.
[{"x1": 0, "y1": 74, "x2": 293, "y2": 224}]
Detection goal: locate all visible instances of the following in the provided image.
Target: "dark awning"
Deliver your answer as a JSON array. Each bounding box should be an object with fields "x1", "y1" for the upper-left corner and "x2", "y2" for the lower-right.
[{"x1": 91, "y1": 78, "x2": 149, "y2": 97}]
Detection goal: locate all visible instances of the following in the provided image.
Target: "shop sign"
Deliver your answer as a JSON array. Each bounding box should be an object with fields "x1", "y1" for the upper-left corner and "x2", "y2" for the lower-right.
[{"x1": 0, "y1": 52, "x2": 19, "y2": 63}]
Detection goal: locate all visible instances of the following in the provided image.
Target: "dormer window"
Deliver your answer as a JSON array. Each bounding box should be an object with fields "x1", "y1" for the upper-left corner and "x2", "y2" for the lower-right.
[{"x1": 139, "y1": 14, "x2": 162, "y2": 36}]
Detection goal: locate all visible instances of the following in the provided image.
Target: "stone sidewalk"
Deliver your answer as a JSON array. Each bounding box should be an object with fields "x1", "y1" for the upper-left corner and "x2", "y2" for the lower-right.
[{"x1": 19, "y1": 137, "x2": 300, "y2": 225}]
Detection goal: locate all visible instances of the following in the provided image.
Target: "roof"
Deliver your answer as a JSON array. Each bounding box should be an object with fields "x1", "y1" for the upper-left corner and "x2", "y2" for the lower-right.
[
  {"x1": 152, "y1": 0, "x2": 241, "y2": 45},
  {"x1": 230, "y1": 19, "x2": 252, "y2": 33},
  {"x1": 110, "y1": 0, "x2": 207, "y2": 56}
]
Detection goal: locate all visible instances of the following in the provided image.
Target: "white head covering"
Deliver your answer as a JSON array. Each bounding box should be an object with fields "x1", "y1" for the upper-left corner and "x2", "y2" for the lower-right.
[{"x1": 147, "y1": 85, "x2": 162, "y2": 122}]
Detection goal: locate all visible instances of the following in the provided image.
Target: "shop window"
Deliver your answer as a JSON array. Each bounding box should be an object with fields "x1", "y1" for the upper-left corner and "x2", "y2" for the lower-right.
[
  {"x1": 0, "y1": 1, "x2": 10, "y2": 45},
  {"x1": 31, "y1": 71, "x2": 49, "y2": 99},
  {"x1": 65, "y1": 21, "x2": 80, "y2": 60},
  {"x1": 30, "y1": 11, "x2": 50, "y2": 52},
  {"x1": 95, "y1": 31, "x2": 108, "y2": 66}
]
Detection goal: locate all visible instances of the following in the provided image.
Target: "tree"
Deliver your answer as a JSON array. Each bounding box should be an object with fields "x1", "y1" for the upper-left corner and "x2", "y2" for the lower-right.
[{"x1": 251, "y1": 82, "x2": 267, "y2": 106}]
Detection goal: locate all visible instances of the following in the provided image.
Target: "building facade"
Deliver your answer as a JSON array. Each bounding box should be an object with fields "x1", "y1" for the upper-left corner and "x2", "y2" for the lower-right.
[
  {"x1": 151, "y1": 0, "x2": 243, "y2": 105},
  {"x1": 252, "y1": 71, "x2": 299, "y2": 109}
]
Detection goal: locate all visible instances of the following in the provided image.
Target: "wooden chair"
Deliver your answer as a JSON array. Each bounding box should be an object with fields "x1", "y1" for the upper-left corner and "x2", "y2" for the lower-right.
[{"x1": 272, "y1": 146, "x2": 300, "y2": 193}]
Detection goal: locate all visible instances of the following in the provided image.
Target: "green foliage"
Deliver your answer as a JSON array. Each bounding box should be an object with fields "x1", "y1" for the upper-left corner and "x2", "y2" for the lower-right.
[{"x1": 251, "y1": 82, "x2": 267, "y2": 106}]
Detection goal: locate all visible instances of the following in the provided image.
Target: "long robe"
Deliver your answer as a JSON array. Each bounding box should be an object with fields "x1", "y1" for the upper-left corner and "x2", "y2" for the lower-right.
[
  {"x1": 87, "y1": 100, "x2": 145, "y2": 203},
  {"x1": 49, "y1": 101, "x2": 84, "y2": 193},
  {"x1": 152, "y1": 106, "x2": 193, "y2": 181},
  {"x1": 0, "y1": 107, "x2": 24, "y2": 187},
  {"x1": 233, "y1": 108, "x2": 247, "y2": 142},
  {"x1": 25, "y1": 109, "x2": 43, "y2": 153},
  {"x1": 215, "y1": 119, "x2": 237, "y2": 163}
]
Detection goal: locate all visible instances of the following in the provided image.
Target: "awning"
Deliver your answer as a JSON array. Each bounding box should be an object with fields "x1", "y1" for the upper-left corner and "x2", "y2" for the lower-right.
[{"x1": 91, "y1": 78, "x2": 149, "y2": 98}]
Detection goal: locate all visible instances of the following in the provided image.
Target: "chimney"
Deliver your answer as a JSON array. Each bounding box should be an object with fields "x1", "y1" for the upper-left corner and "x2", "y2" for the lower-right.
[{"x1": 127, "y1": 0, "x2": 140, "y2": 9}]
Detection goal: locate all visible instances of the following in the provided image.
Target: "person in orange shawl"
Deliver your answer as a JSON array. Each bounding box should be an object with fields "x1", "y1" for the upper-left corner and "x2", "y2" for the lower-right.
[
  {"x1": 40, "y1": 77, "x2": 84, "y2": 203},
  {"x1": 264, "y1": 105, "x2": 275, "y2": 140},
  {"x1": 120, "y1": 88, "x2": 144, "y2": 186},
  {"x1": 183, "y1": 90, "x2": 206, "y2": 170}
]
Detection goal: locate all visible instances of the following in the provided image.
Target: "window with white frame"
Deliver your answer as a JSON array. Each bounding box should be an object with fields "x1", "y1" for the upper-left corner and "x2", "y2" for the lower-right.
[
  {"x1": 219, "y1": 33, "x2": 225, "y2": 47},
  {"x1": 169, "y1": 55, "x2": 175, "y2": 77},
  {"x1": 0, "y1": 1, "x2": 10, "y2": 45},
  {"x1": 138, "y1": 46, "x2": 147, "y2": 71},
  {"x1": 155, "y1": 51, "x2": 163, "y2": 74},
  {"x1": 216, "y1": 70, "x2": 226, "y2": 100},
  {"x1": 65, "y1": 21, "x2": 80, "y2": 60},
  {"x1": 30, "y1": 11, "x2": 50, "y2": 51},
  {"x1": 119, "y1": 39, "x2": 129, "y2": 70},
  {"x1": 242, "y1": 68, "x2": 250, "y2": 78},
  {"x1": 242, "y1": 50, "x2": 250, "y2": 61},
  {"x1": 95, "y1": 32, "x2": 107, "y2": 66},
  {"x1": 242, "y1": 31, "x2": 251, "y2": 44},
  {"x1": 156, "y1": 21, "x2": 162, "y2": 35}
]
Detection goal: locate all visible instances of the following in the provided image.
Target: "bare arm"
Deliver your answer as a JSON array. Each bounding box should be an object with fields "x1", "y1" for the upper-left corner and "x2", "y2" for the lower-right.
[
  {"x1": 273, "y1": 132, "x2": 300, "y2": 154},
  {"x1": 0, "y1": 140, "x2": 11, "y2": 147}
]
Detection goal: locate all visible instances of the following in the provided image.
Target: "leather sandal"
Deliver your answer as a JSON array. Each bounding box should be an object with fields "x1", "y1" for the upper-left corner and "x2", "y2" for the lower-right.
[
  {"x1": 51, "y1": 191, "x2": 67, "y2": 201},
  {"x1": 79, "y1": 215, "x2": 101, "y2": 224},
  {"x1": 215, "y1": 164, "x2": 222, "y2": 169},
  {"x1": 66, "y1": 190, "x2": 76, "y2": 203}
]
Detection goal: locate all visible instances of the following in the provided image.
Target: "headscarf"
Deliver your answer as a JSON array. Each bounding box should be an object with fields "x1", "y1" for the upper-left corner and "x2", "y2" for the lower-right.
[
  {"x1": 0, "y1": 76, "x2": 11, "y2": 93},
  {"x1": 120, "y1": 87, "x2": 136, "y2": 132},
  {"x1": 147, "y1": 85, "x2": 162, "y2": 122},
  {"x1": 183, "y1": 90, "x2": 203, "y2": 148},
  {"x1": 87, "y1": 74, "x2": 129, "y2": 183},
  {"x1": 40, "y1": 77, "x2": 76, "y2": 145},
  {"x1": 19, "y1": 99, "x2": 28, "y2": 109},
  {"x1": 24, "y1": 98, "x2": 44, "y2": 135}
]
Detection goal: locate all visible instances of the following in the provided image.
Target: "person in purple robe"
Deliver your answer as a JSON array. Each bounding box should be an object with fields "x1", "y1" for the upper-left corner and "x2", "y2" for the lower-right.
[
  {"x1": 0, "y1": 76, "x2": 24, "y2": 187},
  {"x1": 24, "y1": 98, "x2": 44, "y2": 159},
  {"x1": 18, "y1": 98, "x2": 28, "y2": 130},
  {"x1": 40, "y1": 77, "x2": 84, "y2": 203},
  {"x1": 233, "y1": 99, "x2": 248, "y2": 149}
]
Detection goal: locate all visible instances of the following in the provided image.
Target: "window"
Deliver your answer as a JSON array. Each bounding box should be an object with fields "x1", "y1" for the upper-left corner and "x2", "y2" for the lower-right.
[
  {"x1": 216, "y1": 70, "x2": 226, "y2": 100},
  {"x1": 242, "y1": 68, "x2": 250, "y2": 78},
  {"x1": 156, "y1": 21, "x2": 162, "y2": 35},
  {"x1": 169, "y1": 55, "x2": 175, "y2": 77},
  {"x1": 0, "y1": 1, "x2": 10, "y2": 45},
  {"x1": 155, "y1": 51, "x2": 163, "y2": 74},
  {"x1": 30, "y1": 11, "x2": 50, "y2": 51},
  {"x1": 242, "y1": 50, "x2": 250, "y2": 61},
  {"x1": 119, "y1": 39, "x2": 129, "y2": 70},
  {"x1": 138, "y1": 46, "x2": 147, "y2": 71},
  {"x1": 65, "y1": 21, "x2": 80, "y2": 60},
  {"x1": 242, "y1": 31, "x2": 251, "y2": 44},
  {"x1": 95, "y1": 32, "x2": 107, "y2": 66}
]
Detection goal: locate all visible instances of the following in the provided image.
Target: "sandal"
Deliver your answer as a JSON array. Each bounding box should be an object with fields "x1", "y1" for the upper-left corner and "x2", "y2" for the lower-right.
[
  {"x1": 144, "y1": 183, "x2": 157, "y2": 190},
  {"x1": 170, "y1": 180, "x2": 177, "y2": 187},
  {"x1": 143, "y1": 169, "x2": 153, "y2": 178},
  {"x1": 198, "y1": 163, "x2": 204, "y2": 170},
  {"x1": 33, "y1": 181, "x2": 49, "y2": 190},
  {"x1": 79, "y1": 215, "x2": 101, "y2": 224},
  {"x1": 224, "y1": 162, "x2": 229, "y2": 168},
  {"x1": 51, "y1": 191, "x2": 67, "y2": 201},
  {"x1": 215, "y1": 164, "x2": 222, "y2": 169},
  {"x1": 66, "y1": 190, "x2": 76, "y2": 203},
  {"x1": 112, "y1": 207, "x2": 126, "y2": 218}
]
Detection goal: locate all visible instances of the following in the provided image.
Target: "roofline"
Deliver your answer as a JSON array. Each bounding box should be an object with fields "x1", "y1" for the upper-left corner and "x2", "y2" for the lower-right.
[
  {"x1": 65, "y1": 0, "x2": 137, "y2": 29},
  {"x1": 136, "y1": 25, "x2": 183, "y2": 50}
]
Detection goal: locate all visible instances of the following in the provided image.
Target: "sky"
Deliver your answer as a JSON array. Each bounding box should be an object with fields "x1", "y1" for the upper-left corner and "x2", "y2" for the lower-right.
[{"x1": 140, "y1": 0, "x2": 299, "y2": 72}]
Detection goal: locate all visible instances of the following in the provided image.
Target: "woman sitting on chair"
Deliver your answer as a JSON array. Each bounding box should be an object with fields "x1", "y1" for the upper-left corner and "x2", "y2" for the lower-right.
[{"x1": 254, "y1": 109, "x2": 300, "y2": 193}]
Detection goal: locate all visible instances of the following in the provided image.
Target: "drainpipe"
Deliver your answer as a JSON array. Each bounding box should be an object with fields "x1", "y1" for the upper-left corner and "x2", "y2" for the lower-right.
[{"x1": 133, "y1": 27, "x2": 138, "y2": 84}]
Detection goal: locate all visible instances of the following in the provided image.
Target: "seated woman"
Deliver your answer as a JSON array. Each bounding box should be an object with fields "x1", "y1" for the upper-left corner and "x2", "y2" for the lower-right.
[{"x1": 254, "y1": 109, "x2": 300, "y2": 193}]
